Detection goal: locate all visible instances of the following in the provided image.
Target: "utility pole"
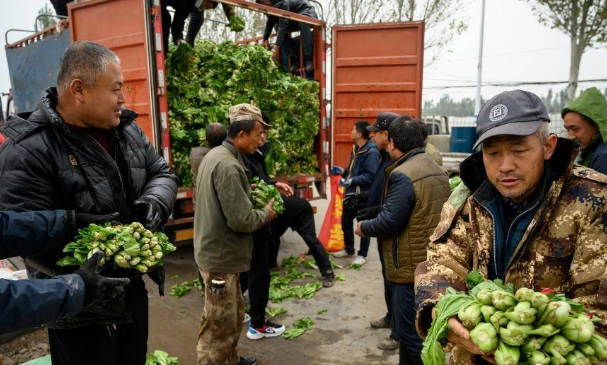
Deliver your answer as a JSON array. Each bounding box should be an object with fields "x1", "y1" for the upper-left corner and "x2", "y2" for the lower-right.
[{"x1": 474, "y1": 0, "x2": 486, "y2": 118}]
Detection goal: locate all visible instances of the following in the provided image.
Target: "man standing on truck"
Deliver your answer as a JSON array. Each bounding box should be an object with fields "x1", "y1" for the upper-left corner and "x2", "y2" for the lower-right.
[
  {"x1": 256, "y1": 0, "x2": 318, "y2": 78},
  {"x1": 414, "y1": 90, "x2": 607, "y2": 365},
  {"x1": 333, "y1": 121, "x2": 380, "y2": 266},
  {"x1": 562, "y1": 87, "x2": 607, "y2": 175},
  {"x1": 162, "y1": 0, "x2": 236, "y2": 55},
  {"x1": 189, "y1": 122, "x2": 228, "y2": 204},
  {"x1": 195, "y1": 103, "x2": 276, "y2": 365},
  {"x1": 355, "y1": 117, "x2": 450, "y2": 365},
  {"x1": 0, "y1": 41, "x2": 178, "y2": 365}
]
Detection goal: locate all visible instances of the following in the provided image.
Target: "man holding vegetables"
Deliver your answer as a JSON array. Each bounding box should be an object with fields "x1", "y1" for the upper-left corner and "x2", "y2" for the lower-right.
[
  {"x1": 415, "y1": 90, "x2": 607, "y2": 365},
  {"x1": 194, "y1": 103, "x2": 276, "y2": 365},
  {"x1": 0, "y1": 41, "x2": 178, "y2": 365}
]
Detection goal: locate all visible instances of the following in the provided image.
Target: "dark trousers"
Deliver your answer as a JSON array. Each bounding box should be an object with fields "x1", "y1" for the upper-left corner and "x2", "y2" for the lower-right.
[
  {"x1": 280, "y1": 22, "x2": 314, "y2": 79},
  {"x1": 241, "y1": 235, "x2": 271, "y2": 328},
  {"x1": 48, "y1": 281, "x2": 149, "y2": 365},
  {"x1": 377, "y1": 239, "x2": 397, "y2": 340},
  {"x1": 161, "y1": 1, "x2": 202, "y2": 55},
  {"x1": 393, "y1": 283, "x2": 423, "y2": 365},
  {"x1": 341, "y1": 205, "x2": 370, "y2": 257},
  {"x1": 268, "y1": 196, "x2": 333, "y2": 276}
]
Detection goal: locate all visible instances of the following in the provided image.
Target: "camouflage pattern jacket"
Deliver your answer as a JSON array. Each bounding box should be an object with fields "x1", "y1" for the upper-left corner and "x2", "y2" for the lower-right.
[{"x1": 414, "y1": 138, "x2": 607, "y2": 365}]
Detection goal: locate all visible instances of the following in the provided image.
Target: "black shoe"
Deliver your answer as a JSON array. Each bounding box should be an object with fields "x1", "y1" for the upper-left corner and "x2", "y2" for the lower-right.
[
  {"x1": 236, "y1": 356, "x2": 258, "y2": 365},
  {"x1": 322, "y1": 272, "x2": 335, "y2": 288}
]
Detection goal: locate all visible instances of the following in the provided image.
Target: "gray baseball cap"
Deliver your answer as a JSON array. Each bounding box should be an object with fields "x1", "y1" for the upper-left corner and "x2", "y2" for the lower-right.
[{"x1": 474, "y1": 90, "x2": 550, "y2": 149}]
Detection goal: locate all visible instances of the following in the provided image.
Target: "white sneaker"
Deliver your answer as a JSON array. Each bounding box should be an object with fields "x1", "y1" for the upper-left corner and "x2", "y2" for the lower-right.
[
  {"x1": 352, "y1": 256, "x2": 366, "y2": 266},
  {"x1": 333, "y1": 249, "x2": 356, "y2": 258},
  {"x1": 243, "y1": 313, "x2": 251, "y2": 323}
]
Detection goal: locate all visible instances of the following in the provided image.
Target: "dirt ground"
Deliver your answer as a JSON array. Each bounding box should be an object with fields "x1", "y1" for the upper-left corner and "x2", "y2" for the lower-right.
[{"x1": 0, "y1": 198, "x2": 399, "y2": 365}]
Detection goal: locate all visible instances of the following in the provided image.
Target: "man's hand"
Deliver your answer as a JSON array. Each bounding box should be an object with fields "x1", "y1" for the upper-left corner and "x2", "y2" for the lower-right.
[
  {"x1": 75, "y1": 252, "x2": 130, "y2": 308},
  {"x1": 262, "y1": 39, "x2": 270, "y2": 49},
  {"x1": 264, "y1": 198, "x2": 277, "y2": 222},
  {"x1": 354, "y1": 221, "x2": 365, "y2": 237},
  {"x1": 272, "y1": 45, "x2": 280, "y2": 61},
  {"x1": 275, "y1": 182, "x2": 293, "y2": 197},
  {"x1": 432, "y1": 308, "x2": 494, "y2": 361},
  {"x1": 339, "y1": 178, "x2": 352, "y2": 187},
  {"x1": 133, "y1": 199, "x2": 163, "y2": 231}
]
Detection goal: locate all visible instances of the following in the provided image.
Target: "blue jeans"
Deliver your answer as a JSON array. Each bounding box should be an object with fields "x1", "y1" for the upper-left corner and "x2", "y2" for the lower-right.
[{"x1": 393, "y1": 283, "x2": 423, "y2": 357}]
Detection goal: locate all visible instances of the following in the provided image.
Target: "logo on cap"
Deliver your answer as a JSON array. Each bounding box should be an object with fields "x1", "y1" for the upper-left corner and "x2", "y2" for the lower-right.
[{"x1": 489, "y1": 104, "x2": 508, "y2": 122}]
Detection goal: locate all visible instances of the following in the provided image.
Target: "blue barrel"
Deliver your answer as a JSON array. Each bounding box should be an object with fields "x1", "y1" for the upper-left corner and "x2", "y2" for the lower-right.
[{"x1": 450, "y1": 127, "x2": 478, "y2": 153}]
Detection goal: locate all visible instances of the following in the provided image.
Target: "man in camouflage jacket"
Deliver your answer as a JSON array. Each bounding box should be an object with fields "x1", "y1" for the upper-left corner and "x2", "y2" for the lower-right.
[{"x1": 415, "y1": 90, "x2": 607, "y2": 365}]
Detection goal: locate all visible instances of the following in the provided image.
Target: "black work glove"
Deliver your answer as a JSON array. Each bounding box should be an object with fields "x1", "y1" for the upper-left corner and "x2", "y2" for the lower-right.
[
  {"x1": 147, "y1": 265, "x2": 166, "y2": 296},
  {"x1": 133, "y1": 199, "x2": 163, "y2": 231},
  {"x1": 74, "y1": 211, "x2": 120, "y2": 228},
  {"x1": 343, "y1": 192, "x2": 368, "y2": 211},
  {"x1": 356, "y1": 205, "x2": 382, "y2": 221},
  {"x1": 74, "y1": 251, "x2": 130, "y2": 308}
]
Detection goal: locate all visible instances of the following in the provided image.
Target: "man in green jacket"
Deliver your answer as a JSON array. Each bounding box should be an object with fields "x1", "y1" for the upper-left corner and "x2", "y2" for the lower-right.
[
  {"x1": 194, "y1": 103, "x2": 276, "y2": 365},
  {"x1": 563, "y1": 87, "x2": 607, "y2": 174}
]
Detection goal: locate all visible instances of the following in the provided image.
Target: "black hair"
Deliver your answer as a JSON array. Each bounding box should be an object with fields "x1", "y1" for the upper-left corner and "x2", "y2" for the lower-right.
[
  {"x1": 409, "y1": 118, "x2": 428, "y2": 140},
  {"x1": 355, "y1": 120, "x2": 371, "y2": 139},
  {"x1": 388, "y1": 116, "x2": 426, "y2": 153},
  {"x1": 228, "y1": 120, "x2": 258, "y2": 138},
  {"x1": 206, "y1": 123, "x2": 227, "y2": 148}
]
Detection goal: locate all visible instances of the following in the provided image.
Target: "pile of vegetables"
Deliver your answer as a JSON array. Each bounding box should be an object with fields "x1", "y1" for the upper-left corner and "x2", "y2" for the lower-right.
[
  {"x1": 252, "y1": 177, "x2": 285, "y2": 214},
  {"x1": 57, "y1": 222, "x2": 176, "y2": 273},
  {"x1": 166, "y1": 40, "x2": 320, "y2": 187},
  {"x1": 423, "y1": 271, "x2": 607, "y2": 365},
  {"x1": 146, "y1": 350, "x2": 179, "y2": 365}
]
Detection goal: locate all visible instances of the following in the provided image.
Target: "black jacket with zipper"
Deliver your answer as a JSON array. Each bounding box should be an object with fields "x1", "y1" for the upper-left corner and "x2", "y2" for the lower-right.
[{"x1": 0, "y1": 88, "x2": 178, "y2": 328}]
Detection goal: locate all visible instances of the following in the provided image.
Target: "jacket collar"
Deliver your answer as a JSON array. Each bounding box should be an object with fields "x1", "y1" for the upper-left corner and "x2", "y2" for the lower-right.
[
  {"x1": 385, "y1": 147, "x2": 425, "y2": 175},
  {"x1": 1, "y1": 87, "x2": 138, "y2": 143},
  {"x1": 223, "y1": 140, "x2": 246, "y2": 166},
  {"x1": 354, "y1": 138, "x2": 377, "y2": 154}
]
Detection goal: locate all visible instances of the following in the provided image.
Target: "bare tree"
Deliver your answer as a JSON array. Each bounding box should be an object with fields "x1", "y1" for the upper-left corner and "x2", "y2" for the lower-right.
[
  {"x1": 37, "y1": 3, "x2": 57, "y2": 30},
  {"x1": 523, "y1": 0, "x2": 607, "y2": 102}
]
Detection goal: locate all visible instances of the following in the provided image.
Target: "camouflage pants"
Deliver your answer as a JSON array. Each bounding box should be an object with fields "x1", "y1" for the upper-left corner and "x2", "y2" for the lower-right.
[{"x1": 197, "y1": 271, "x2": 244, "y2": 365}]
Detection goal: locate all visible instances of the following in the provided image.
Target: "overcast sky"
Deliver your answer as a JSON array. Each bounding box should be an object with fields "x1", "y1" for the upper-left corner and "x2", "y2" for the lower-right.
[{"x1": 1, "y1": 0, "x2": 606, "y2": 112}]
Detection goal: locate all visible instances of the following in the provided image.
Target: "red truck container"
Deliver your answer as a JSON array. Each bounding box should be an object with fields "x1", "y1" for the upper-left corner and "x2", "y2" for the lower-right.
[{"x1": 4, "y1": 0, "x2": 424, "y2": 244}]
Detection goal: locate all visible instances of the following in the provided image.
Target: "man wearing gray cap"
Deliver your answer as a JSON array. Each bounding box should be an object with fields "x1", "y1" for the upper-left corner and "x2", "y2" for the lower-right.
[
  {"x1": 414, "y1": 90, "x2": 607, "y2": 365},
  {"x1": 194, "y1": 103, "x2": 276, "y2": 365}
]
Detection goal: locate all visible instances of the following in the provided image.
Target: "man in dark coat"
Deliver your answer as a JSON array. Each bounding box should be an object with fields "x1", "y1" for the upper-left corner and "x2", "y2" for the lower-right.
[
  {"x1": 333, "y1": 120, "x2": 380, "y2": 265},
  {"x1": 0, "y1": 41, "x2": 177, "y2": 365}
]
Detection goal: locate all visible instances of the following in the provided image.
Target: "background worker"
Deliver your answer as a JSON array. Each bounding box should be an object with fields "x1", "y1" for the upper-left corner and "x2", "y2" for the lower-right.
[
  {"x1": 0, "y1": 210, "x2": 129, "y2": 333},
  {"x1": 257, "y1": 0, "x2": 318, "y2": 78},
  {"x1": 346, "y1": 111, "x2": 400, "y2": 350},
  {"x1": 562, "y1": 87, "x2": 607, "y2": 174},
  {"x1": 333, "y1": 121, "x2": 380, "y2": 266},
  {"x1": 189, "y1": 122, "x2": 228, "y2": 204}
]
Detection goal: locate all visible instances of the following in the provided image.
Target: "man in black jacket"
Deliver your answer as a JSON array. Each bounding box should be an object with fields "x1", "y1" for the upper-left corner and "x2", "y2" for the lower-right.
[
  {"x1": 0, "y1": 41, "x2": 177, "y2": 365},
  {"x1": 257, "y1": 0, "x2": 317, "y2": 77}
]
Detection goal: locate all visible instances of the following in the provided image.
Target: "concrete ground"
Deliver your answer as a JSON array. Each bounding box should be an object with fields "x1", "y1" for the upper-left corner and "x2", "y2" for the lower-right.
[
  {"x1": 148, "y1": 197, "x2": 398, "y2": 364},
  {"x1": 0, "y1": 198, "x2": 399, "y2": 364}
]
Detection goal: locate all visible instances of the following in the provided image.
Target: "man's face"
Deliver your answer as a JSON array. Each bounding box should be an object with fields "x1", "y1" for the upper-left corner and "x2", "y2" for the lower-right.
[
  {"x1": 80, "y1": 61, "x2": 125, "y2": 130},
  {"x1": 564, "y1": 112, "x2": 599, "y2": 148},
  {"x1": 482, "y1": 133, "x2": 557, "y2": 203},
  {"x1": 238, "y1": 121, "x2": 264, "y2": 154},
  {"x1": 351, "y1": 125, "x2": 361, "y2": 141},
  {"x1": 374, "y1": 130, "x2": 389, "y2": 150}
]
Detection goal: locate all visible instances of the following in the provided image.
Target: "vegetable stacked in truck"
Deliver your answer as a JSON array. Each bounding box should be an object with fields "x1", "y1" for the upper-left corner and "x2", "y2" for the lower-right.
[
  {"x1": 166, "y1": 41, "x2": 320, "y2": 187},
  {"x1": 57, "y1": 222, "x2": 177, "y2": 273},
  {"x1": 422, "y1": 271, "x2": 607, "y2": 365}
]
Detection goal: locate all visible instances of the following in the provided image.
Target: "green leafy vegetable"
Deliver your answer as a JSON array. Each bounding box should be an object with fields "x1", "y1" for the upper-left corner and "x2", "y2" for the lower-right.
[
  {"x1": 265, "y1": 307, "x2": 288, "y2": 317},
  {"x1": 252, "y1": 177, "x2": 285, "y2": 214},
  {"x1": 228, "y1": 16, "x2": 245, "y2": 32},
  {"x1": 146, "y1": 350, "x2": 179, "y2": 365},
  {"x1": 317, "y1": 309, "x2": 327, "y2": 315},
  {"x1": 166, "y1": 41, "x2": 320, "y2": 187},
  {"x1": 283, "y1": 317, "x2": 314, "y2": 340}
]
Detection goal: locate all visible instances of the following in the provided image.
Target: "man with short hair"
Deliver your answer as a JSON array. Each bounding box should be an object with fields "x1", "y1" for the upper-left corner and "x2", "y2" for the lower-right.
[
  {"x1": 189, "y1": 122, "x2": 228, "y2": 204},
  {"x1": 195, "y1": 103, "x2": 276, "y2": 365},
  {"x1": 345, "y1": 111, "x2": 400, "y2": 350},
  {"x1": 0, "y1": 41, "x2": 178, "y2": 365},
  {"x1": 415, "y1": 90, "x2": 607, "y2": 365},
  {"x1": 355, "y1": 117, "x2": 450, "y2": 365},
  {"x1": 562, "y1": 87, "x2": 607, "y2": 174},
  {"x1": 334, "y1": 120, "x2": 380, "y2": 265}
]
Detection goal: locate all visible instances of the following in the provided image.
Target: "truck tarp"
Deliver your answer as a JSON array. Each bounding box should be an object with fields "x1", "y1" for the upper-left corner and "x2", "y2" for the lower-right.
[{"x1": 6, "y1": 30, "x2": 70, "y2": 113}]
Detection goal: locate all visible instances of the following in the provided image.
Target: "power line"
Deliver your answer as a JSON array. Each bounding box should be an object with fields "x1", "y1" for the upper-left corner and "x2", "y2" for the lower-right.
[{"x1": 425, "y1": 78, "x2": 607, "y2": 90}]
